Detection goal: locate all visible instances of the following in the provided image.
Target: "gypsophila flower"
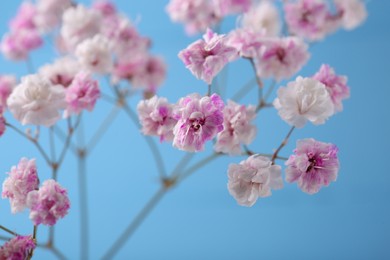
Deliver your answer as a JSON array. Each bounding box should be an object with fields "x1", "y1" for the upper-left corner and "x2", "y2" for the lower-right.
[
  {"x1": 0, "y1": 235, "x2": 36, "y2": 260},
  {"x1": 178, "y1": 28, "x2": 237, "y2": 85},
  {"x1": 7, "y1": 74, "x2": 66, "y2": 127},
  {"x1": 173, "y1": 93, "x2": 224, "y2": 152},
  {"x1": 27, "y1": 179, "x2": 70, "y2": 226},
  {"x1": 1, "y1": 29, "x2": 43, "y2": 61},
  {"x1": 227, "y1": 155, "x2": 283, "y2": 207},
  {"x1": 285, "y1": 138, "x2": 339, "y2": 194},
  {"x1": 34, "y1": 0, "x2": 72, "y2": 32},
  {"x1": 64, "y1": 72, "x2": 100, "y2": 118},
  {"x1": 39, "y1": 56, "x2": 80, "y2": 88},
  {"x1": 213, "y1": 0, "x2": 252, "y2": 17},
  {"x1": 10, "y1": 2, "x2": 36, "y2": 31},
  {"x1": 313, "y1": 64, "x2": 350, "y2": 113},
  {"x1": 0, "y1": 75, "x2": 16, "y2": 108},
  {"x1": 137, "y1": 96, "x2": 177, "y2": 142},
  {"x1": 226, "y1": 29, "x2": 263, "y2": 58},
  {"x1": 273, "y1": 76, "x2": 334, "y2": 128},
  {"x1": 215, "y1": 100, "x2": 256, "y2": 155},
  {"x1": 2, "y1": 158, "x2": 39, "y2": 214},
  {"x1": 334, "y1": 0, "x2": 367, "y2": 30}
]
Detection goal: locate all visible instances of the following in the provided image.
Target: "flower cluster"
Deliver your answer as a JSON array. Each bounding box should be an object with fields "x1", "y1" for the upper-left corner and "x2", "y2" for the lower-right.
[{"x1": 0, "y1": 235, "x2": 36, "y2": 260}]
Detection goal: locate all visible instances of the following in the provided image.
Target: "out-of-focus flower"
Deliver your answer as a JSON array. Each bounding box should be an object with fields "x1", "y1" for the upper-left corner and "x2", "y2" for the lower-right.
[
  {"x1": 0, "y1": 235, "x2": 36, "y2": 260},
  {"x1": 226, "y1": 29, "x2": 263, "y2": 58},
  {"x1": 39, "y1": 56, "x2": 80, "y2": 88},
  {"x1": 285, "y1": 138, "x2": 339, "y2": 194},
  {"x1": 228, "y1": 155, "x2": 283, "y2": 206},
  {"x1": 273, "y1": 76, "x2": 334, "y2": 128},
  {"x1": 10, "y1": 2, "x2": 36, "y2": 31},
  {"x1": 0, "y1": 75, "x2": 16, "y2": 108},
  {"x1": 35, "y1": 0, "x2": 72, "y2": 32},
  {"x1": 1, "y1": 29, "x2": 43, "y2": 61},
  {"x1": 213, "y1": 0, "x2": 252, "y2": 17},
  {"x1": 334, "y1": 0, "x2": 367, "y2": 30},
  {"x1": 0, "y1": 107, "x2": 5, "y2": 137}
]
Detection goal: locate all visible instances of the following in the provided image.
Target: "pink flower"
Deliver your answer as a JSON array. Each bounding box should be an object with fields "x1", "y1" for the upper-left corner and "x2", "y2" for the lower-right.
[
  {"x1": 166, "y1": 0, "x2": 220, "y2": 35},
  {"x1": 0, "y1": 235, "x2": 36, "y2": 260},
  {"x1": 178, "y1": 28, "x2": 237, "y2": 84},
  {"x1": 226, "y1": 29, "x2": 263, "y2": 58},
  {"x1": 1, "y1": 29, "x2": 43, "y2": 61},
  {"x1": 173, "y1": 93, "x2": 224, "y2": 152},
  {"x1": 10, "y1": 2, "x2": 37, "y2": 31},
  {"x1": 0, "y1": 75, "x2": 16, "y2": 108},
  {"x1": 39, "y1": 56, "x2": 80, "y2": 88},
  {"x1": 254, "y1": 37, "x2": 309, "y2": 81},
  {"x1": 137, "y1": 96, "x2": 177, "y2": 142},
  {"x1": 273, "y1": 76, "x2": 334, "y2": 128},
  {"x1": 215, "y1": 100, "x2": 256, "y2": 155},
  {"x1": 334, "y1": 0, "x2": 367, "y2": 30},
  {"x1": 285, "y1": 138, "x2": 339, "y2": 194},
  {"x1": 2, "y1": 158, "x2": 39, "y2": 214},
  {"x1": 27, "y1": 179, "x2": 70, "y2": 226},
  {"x1": 34, "y1": 0, "x2": 72, "y2": 32},
  {"x1": 227, "y1": 155, "x2": 283, "y2": 207},
  {"x1": 64, "y1": 72, "x2": 100, "y2": 118},
  {"x1": 313, "y1": 64, "x2": 350, "y2": 113},
  {"x1": 213, "y1": 0, "x2": 252, "y2": 17},
  {"x1": 92, "y1": 1, "x2": 117, "y2": 17}
]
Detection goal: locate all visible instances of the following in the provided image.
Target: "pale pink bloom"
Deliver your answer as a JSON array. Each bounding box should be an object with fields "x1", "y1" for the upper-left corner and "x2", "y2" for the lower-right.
[
  {"x1": 64, "y1": 72, "x2": 100, "y2": 118},
  {"x1": 254, "y1": 37, "x2": 309, "y2": 81},
  {"x1": 2, "y1": 158, "x2": 39, "y2": 214},
  {"x1": 7, "y1": 74, "x2": 66, "y2": 127},
  {"x1": 92, "y1": 1, "x2": 117, "y2": 17},
  {"x1": 10, "y1": 2, "x2": 36, "y2": 31},
  {"x1": 273, "y1": 76, "x2": 334, "y2": 128},
  {"x1": 61, "y1": 4, "x2": 102, "y2": 50},
  {"x1": 173, "y1": 93, "x2": 224, "y2": 152},
  {"x1": 39, "y1": 56, "x2": 80, "y2": 88},
  {"x1": 227, "y1": 155, "x2": 283, "y2": 207},
  {"x1": 313, "y1": 64, "x2": 349, "y2": 113},
  {"x1": 75, "y1": 34, "x2": 112, "y2": 74},
  {"x1": 1, "y1": 29, "x2": 43, "y2": 61},
  {"x1": 284, "y1": 0, "x2": 333, "y2": 41},
  {"x1": 213, "y1": 0, "x2": 252, "y2": 17},
  {"x1": 35, "y1": 0, "x2": 72, "y2": 32},
  {"x1": 226, "y1": 29, "x2": 263, "y2": 58},
  {"x1": 0, "y1": 75, "x2": 16, "y2": 108},
  {"x1": 334, "y1": 0, "x2": 367, "y2": 30},
  {"x1": 27, "y1": 179, "x2": 70, "y2": 226},
  {"x1": 137, "y1": 96, "x2": 177, "y2": 142},
  {"x1": 166, "y1": 0, "x2": 220, "y2": 35},
  {"x1": 215, "y1": 100, "x2": 256, "y2": 155},
  {"x1": 240, "y1": 0, "x2": 281, "y2": 36},
  {"x1": 0, "y1": 235, "x2": 36, "y2": 260},
  {"x1": 286, "y1": 138, "x2": 339, "y2": 194},
  {"x1": 179, "y1": 28, "x2": 238, "y2": 84}
]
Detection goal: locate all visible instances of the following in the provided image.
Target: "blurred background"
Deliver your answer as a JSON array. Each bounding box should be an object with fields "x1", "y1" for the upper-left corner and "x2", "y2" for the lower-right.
[{"x1": 0, "y1": 0, "x2": 389, "y2": 259}]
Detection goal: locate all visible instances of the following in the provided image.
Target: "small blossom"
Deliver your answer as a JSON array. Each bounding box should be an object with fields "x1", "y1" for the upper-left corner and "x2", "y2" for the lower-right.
[
  {"x1": 227, "y1": 155, "x2": 283, "y2": 207},
  {"x1": 173, "y1": 93, "x2": 224, "y2": 152},
  {"x1": 39, "y1": 56, "x2": 80, "y2": 88},
  {"x1": 285, "y1": 138, "x2": 339, "y2": 194},
  {"x1": 75, "y1": 34, "x2": 112, "y2": 74},
  {"x1": 2, "y1": 158, "x2": 39, "y2": 214},
  {"x1": 35, "y1": 0, "x2": 72, "y2": 32},
  {"x1": 213, "y1": 0, "x2": 252, "y2": 17},
  {"x1": 27, "y1": 179, "x2": 70, "y2": 226},
  {"x1": 1, "y1": 29, "x2": 43, "y2": 61},
  {"x1": 313, "y1": 64, "x2": 350, "y2": 112},
  {"x1": 254, "y1": 37, "x2": 309, "y2": 81},
  {"x1": 0, "y1": 235, "x2": 36, "y2": 260},
  {"x1": 10, "y1": 2, "x2": 37, "y2": 31},
  {"x1": 178, "y1": 28, "x2": 237, "y2": 84},
  {"x1": 334, "y1": 0, "x2": 367, "y2": 30},
  {"x1": 226, "y1": 29, "x2": 263, "y2": 58},
  {"x1": 215, "y1": 100, "x2": 256, "y2": 155},
  {"x1": 64, "y1": 72, "x2": 100, "y2": 118},
  {"x1": 7, "y1": 74, "x2": 66, "y2": 127},
  {"x1": 273, "y1": 76, "x2": 334, "y2": 128},
  {"x1": 0, "y1": 75, "x2": 16, "y2": 108},
  {"x1": 137, "y1": 96, "x2": 177, "y2": 142},
  {"x1": 92, "y1": 1, "x2": 117, "y2": 17}
]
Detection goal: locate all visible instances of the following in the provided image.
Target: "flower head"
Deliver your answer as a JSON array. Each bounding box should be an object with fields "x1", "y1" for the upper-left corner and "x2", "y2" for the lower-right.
[
  {"x1": 1, "y1": 29, "x2": 43, "y2": 61},
  {"x1": 35, "y1": 0, "x2": 72, "y2": 32},
  {"x1": 0, "y1": 235, "x2": 36, "y2": 260},
  {"x1": 228, "y1": 155, "x2": 283, "y2": 207},
  {"x1": 285, "y1": 138, "x2": 339, "y2": 194},
  {"x1": 39, "y1": 56, "x2": 80, "y2": 88},
  {"x1": 0, "y1": 75, "x2": 16, "y2": 108},
  {"x1": 334, "y1": 0, "x2": 367, "y2": 30},
  {"x1": 213, "y1": 0, "x2": 252, "y2": 17}
]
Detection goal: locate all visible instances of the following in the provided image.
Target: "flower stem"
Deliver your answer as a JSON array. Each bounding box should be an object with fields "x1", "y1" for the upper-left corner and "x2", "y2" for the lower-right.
[{"x1": 272, "y1": 126, "x2": 295, "y2": 164}]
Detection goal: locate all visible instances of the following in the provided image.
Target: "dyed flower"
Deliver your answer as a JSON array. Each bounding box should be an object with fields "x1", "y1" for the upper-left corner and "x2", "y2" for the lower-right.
[
  {"x1": 334, "y1": 0, "x2": 367, "y2": 30},
  {"x1": 178, "y1": 28, "x2": 237, "y2": 84},
  {"x1": 273, "y1": 76, "x2": 334, "y2": 128},
  {"x1": 313, "y1": 64, "x2": 350, "y2": 113},
  {"x1": 0, "y1": 75, "x2": 16, "y2": 108},
  {"x1": 166, "y1": 0, "x2": 220, "y2": 35},
  {"x1": 92, "y1": 1, "x2": 117, "y2": 17},
  {"x1": 240, "y1": 0, "x2": 281, "y2": 36},
  {"x1": 61, "y1": 4, "x2": 102, "y2": 50},
  {"x1": 75, "y1": 34, "x2": 112, "y2": 74},
  {"x1": 215, "y1": 100, "x2": 256, "y2": 155},
  {"x1": 226, "y1": 29, "x2": 263, "y2": 58},
  {"x1": 39, "y1": 56, "x2": 80, "y2": 88},
  {"x1": 227, "y1": 155, "x2": 283, "y2": 207},
  {"x1": 1, "y1": 29, "x2": 43, "y2": 61},
  {"x1": 0, "y1": 235, "x2": 36, "y2": 260},
  {"x1": 285, "y1": 138, "x2": 339, "y2": 194},
  {"x1": 27, "y1": 179, "x2": 70, "y2": 226},
  {"x1": 7, "y1": 74, "x2": 66, "y2": 127},
  {"x1": 213, "y1": 0, "x2": 252, "y2": 17},
  {"x1": 64, "y1": 72, "x2": 100, "y2": 118},
  {"x1": 137, "y1": 96, "x2": 177, "y2": 142},
  {"x1": 173, "y1": 93, "x2": 224, "y2": 152},
  {"x1": 10, "y1": 2, "x2": 36, "y2": 31},
  {"x1": 2, "y1": 158, "x2": 39, "y2": 213},
  {"x1": 35, "y1": 0, "x2": 72, "y2": 32},
  {"x1": 254, "y1": 37, "x2": 309, "y2": 81}
]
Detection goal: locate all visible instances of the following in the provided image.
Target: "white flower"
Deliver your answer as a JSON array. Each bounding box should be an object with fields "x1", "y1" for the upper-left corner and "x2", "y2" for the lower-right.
[
  {"x1": 273, "y1": 76, "x2": 334, "y2": 128},
  {"x1": 7, "y1": 74, "x2": 66, "y2": 127},
  {"x1": 35, "y1": 0, "x2": 72, "y2": 32},
  {"x1": 39, "y1": 56, "x2": 80, "y2": 88},
  {"x1": 75, "y1": 34, "x2": 112, "y2": 74},
  {"x1": 334, "y1": 0, "x2": 367, "y2": 30}
]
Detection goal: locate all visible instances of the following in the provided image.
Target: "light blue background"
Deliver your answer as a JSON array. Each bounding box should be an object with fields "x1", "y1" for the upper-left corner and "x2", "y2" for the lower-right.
[{"x1": 0, "y1": 0, "x2": 389, "y2": 259}]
